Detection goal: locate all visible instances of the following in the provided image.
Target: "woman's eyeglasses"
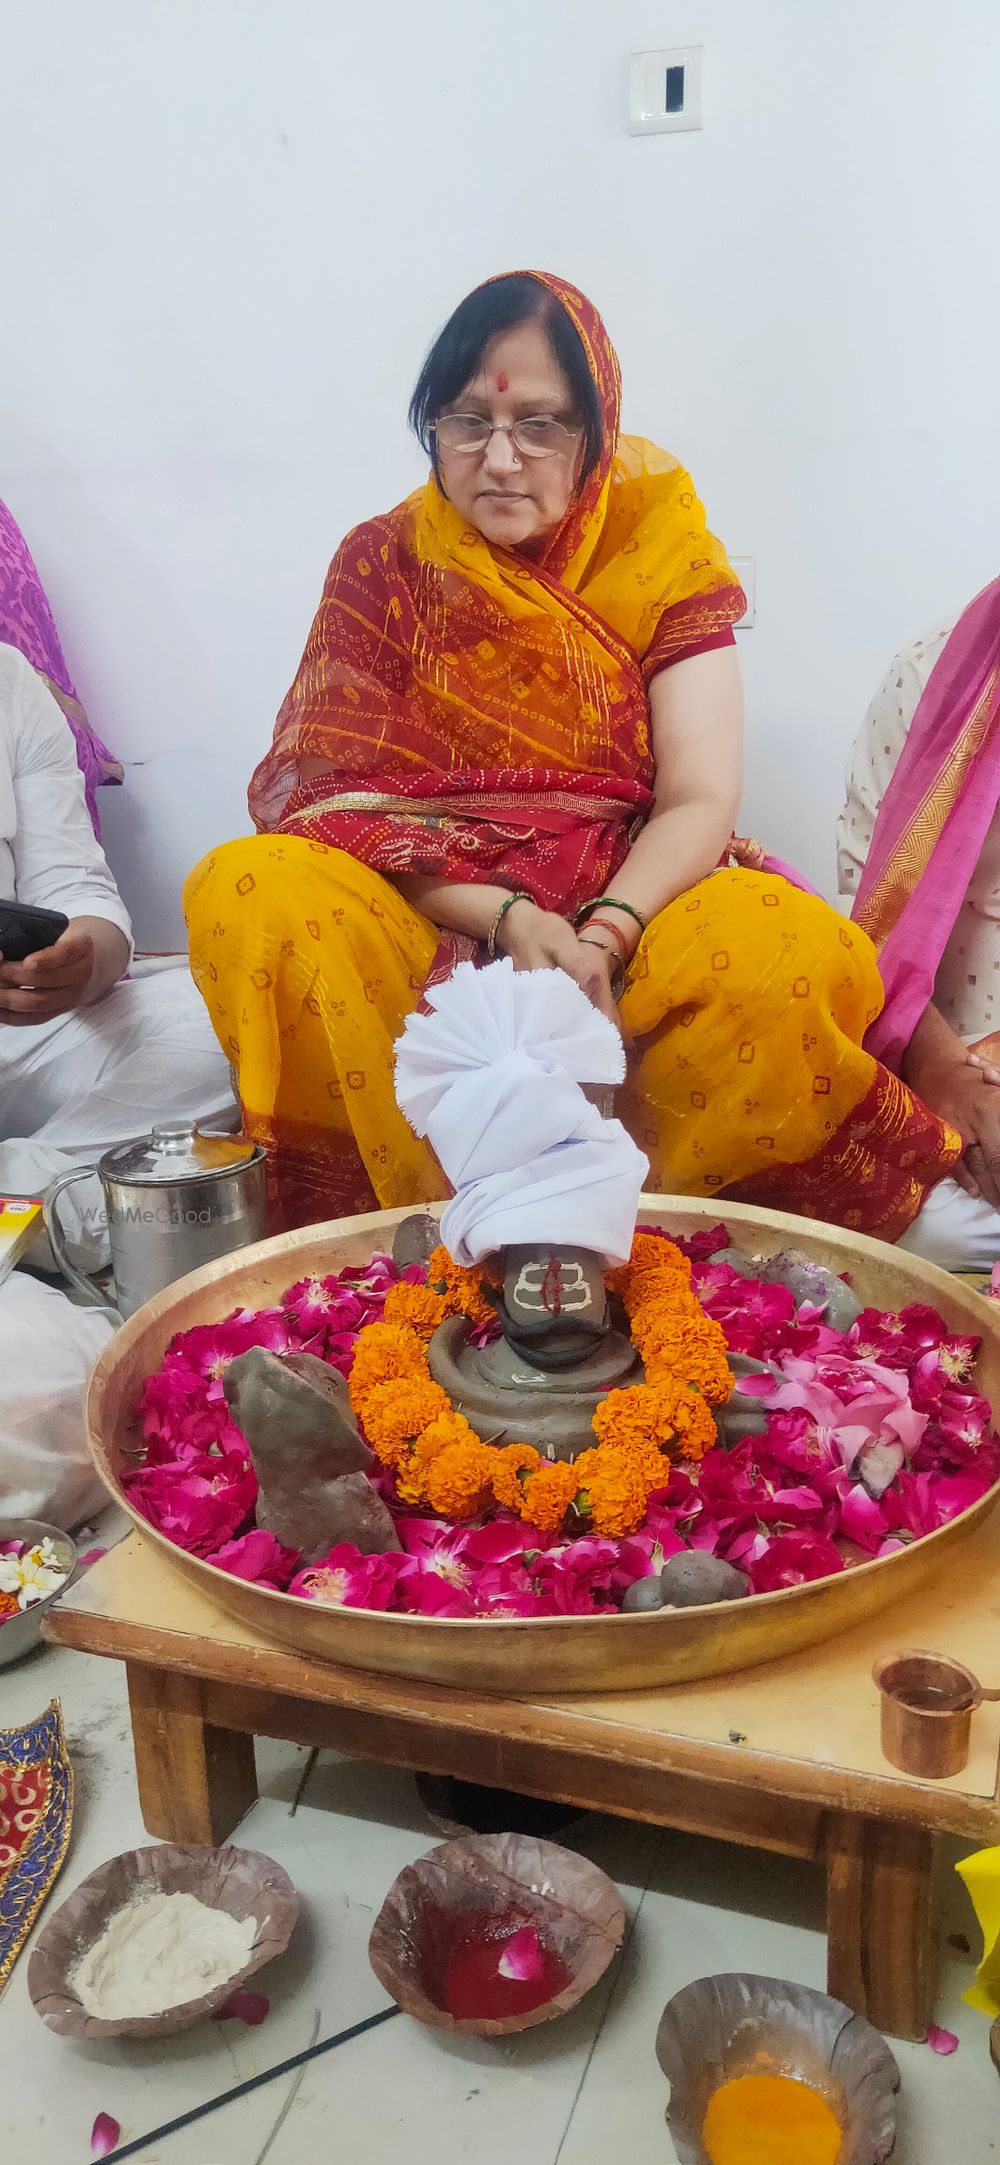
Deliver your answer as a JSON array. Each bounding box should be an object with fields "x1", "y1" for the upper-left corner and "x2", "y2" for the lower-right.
[{"x1": 432, "y1": 414, "x2": 581, "y2": 459}]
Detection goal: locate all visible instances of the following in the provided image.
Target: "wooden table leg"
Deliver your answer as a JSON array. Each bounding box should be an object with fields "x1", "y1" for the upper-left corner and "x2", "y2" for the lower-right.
[
  {"x1": 825, "y1": 1814, "x2": 935, "y2": 2041},
  {"x1": 126, "y1": 1662, "x2": 258, "y2": 1844}
]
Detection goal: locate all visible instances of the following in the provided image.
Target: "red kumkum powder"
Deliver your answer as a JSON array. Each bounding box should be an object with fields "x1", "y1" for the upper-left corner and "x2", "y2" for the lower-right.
[{"x1": 425, "y1": 1910, "x2": 570, "y2": 2020}]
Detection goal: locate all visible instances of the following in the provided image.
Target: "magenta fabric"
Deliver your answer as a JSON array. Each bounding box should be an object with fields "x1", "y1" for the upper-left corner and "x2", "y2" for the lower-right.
[
  {"x1": 852, "y1": 578, "x2": 1000, "y2": 1069},
  {"x1": 759, "y1": 851, "x2": 820, "y2": 897},
  {"x1": 0, "y1": 496, "x2": 122, "y2": 836}
]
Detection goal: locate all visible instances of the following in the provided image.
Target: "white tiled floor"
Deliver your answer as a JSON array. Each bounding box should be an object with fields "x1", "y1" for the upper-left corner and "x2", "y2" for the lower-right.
[{"x1": 3, "y1": 1526, "x2": 999, "y2": 2164}]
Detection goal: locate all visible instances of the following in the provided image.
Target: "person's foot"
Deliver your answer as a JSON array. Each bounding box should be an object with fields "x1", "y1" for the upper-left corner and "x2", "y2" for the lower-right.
[{"x1": 415, "y1": 1771, "x2": 588, "y2": 1842}]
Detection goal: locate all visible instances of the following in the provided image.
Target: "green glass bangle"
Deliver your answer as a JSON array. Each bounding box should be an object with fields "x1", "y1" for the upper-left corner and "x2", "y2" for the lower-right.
[
  {"x1": 487, "y1": 890, "x2": 533, "y2": 959},
  {"x1": 575, "y1": 895, "x2": 647, "y2": 933}
]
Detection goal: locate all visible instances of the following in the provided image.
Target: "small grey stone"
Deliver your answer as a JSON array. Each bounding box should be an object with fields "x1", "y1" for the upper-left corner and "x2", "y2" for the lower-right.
[
  {"x1": 659, "y1": 1552, "x2": 749, "y2": 1607},
  {"x1": 756, "y1": 1248, "x2": 863, "y2": 1331},
  {"x1": 715, "y1": 1397, "x2": 770, "y2": 1446},
  {"x1": 714, "y1": 1245, "x2": 862, "y2": 1332},
  {"x1": 621, "y1": 1576, "x2": 665, "y2": 1613},
  {"x1": 392, "y1": 1213, "x2": 441, "y2": 1270},
  {"x1": 714, "y1": 1350, "x2": 777, "y2": 1448},
  {"x1": 711, "y1": 1246, "x2": 764, "y2": 1281},
  {"x1": 727, "y1": 1350, "x2": 779, "y2": 1382}
]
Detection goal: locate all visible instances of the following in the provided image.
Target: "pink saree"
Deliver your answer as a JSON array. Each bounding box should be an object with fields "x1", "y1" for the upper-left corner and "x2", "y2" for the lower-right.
[{"x1": 852, "y1": 576, "x2": 1000, "y2": 1068}]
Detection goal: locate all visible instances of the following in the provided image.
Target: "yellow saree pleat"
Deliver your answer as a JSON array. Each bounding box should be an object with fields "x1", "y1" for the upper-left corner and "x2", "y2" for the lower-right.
[
  {"x1": 186, "y1": 847, "x2": 959, "y2": 1240},
  {"x1": 184, "y1": 836, "x2": 443, "y2": 1226},
  {"x1": 619, "y1": 869, "x2": 958, "y2": 1233}
]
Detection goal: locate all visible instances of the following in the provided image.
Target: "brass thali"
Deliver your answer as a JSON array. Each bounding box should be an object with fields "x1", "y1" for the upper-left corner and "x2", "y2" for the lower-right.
[{"x1": 87, "y1": 1198, "x2": 1000, "y2": 1694}]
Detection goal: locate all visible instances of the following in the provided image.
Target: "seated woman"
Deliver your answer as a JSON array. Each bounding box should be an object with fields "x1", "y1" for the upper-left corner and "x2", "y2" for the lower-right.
[
  {"x1": 186, "y1": 270, "x2": 958, "y2": 1240},
  {"x1": 839, "y1": 577, "x2": 1000, "y2": 1271}
]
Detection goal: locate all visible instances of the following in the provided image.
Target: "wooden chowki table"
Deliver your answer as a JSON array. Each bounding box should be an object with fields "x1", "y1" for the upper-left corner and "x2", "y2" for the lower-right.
[{"x1": 47, "y1": 1514, "x2": 1000, "y2": 2043}]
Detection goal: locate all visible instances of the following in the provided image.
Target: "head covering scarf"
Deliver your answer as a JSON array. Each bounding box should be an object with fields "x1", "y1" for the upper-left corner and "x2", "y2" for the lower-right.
[
  {"x1": 249, "y1": 271, "x2": 744, "y2": 915},
  {"x1": 0, "y1": 496, "x2": 122, "y2": 838}
]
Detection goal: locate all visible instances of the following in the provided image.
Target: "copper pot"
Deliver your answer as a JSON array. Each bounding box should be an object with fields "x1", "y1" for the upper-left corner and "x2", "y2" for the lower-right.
[{"x1": 873, "y1": 1648, "x2": 1000, "y2": 1778}]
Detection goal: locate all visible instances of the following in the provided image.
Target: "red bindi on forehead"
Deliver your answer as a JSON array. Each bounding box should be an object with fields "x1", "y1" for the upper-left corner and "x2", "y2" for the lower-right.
[{"x1": 496, "y1": 373, "x2": 509, "y2": 393}]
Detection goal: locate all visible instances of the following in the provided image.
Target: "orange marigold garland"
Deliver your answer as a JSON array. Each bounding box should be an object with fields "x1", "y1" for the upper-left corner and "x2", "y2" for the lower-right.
[{"x1": 347, "y1": 1230, "x2": 727, "y2": 1540}]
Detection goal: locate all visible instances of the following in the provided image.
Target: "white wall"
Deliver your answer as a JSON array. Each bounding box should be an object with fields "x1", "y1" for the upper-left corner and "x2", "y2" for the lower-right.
[{"x1": 2, "y1": 0, "x2": 998, "y2": 944}]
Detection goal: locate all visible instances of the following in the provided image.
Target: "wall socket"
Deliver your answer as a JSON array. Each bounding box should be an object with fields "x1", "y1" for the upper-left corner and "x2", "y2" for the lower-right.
[{"x1": 629, "y1": 47, "x2": 703, "y2": 135}]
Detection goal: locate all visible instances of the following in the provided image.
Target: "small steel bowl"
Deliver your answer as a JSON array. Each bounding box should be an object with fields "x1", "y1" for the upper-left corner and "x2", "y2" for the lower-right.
[{"x1": 0, "y1": 1517, "x2": 77, "y2": 1670}]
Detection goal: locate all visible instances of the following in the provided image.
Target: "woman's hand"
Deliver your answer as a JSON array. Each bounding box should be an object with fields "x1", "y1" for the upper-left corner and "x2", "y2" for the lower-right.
[
  {"x1": 499, "y1": 901, "x2": 622, "y2": 1028},
  {"x1": 574, "y1": 935, "x2": 624, "y2": 1030}
]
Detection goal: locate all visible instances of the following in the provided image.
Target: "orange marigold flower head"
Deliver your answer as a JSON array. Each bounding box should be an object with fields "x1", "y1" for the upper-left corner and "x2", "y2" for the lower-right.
[
  {"x1": 591, "y1": 1384, "x2": 685, "y2": 1478},
  {"x1": 632, "y1": 1303, "x2": 728, "y2": 1381},
  {"x1": 423, "y1": 1437, "x2": 493, "y2": 1521},
  {"x1": 491, "y1": 1442, "x2": 542, "y2": 1512},
  {"x1": 631, "y1": 1230, "x2": 689, "y2": 1274},
  {"x1": 625, "y1": 1274, "x2": 698, "y2": 1331},
  {"x1": 573, "y1": 1445, "x2": 649, "y2": 1538},
  {"x1": 667, "y1": 1390, "x2": 718, "y2": 1462},
  {"x1": 592, "y1": 1384, "x2": 672, "y2": 1450},
  {"x1": 519, "y1": 1460, "x2": 580, "y2": 1536},
  {"x1": 382, "y1": 1281, "x2": 451, "y2": 1341},
  {"x1": 411, "y1": 1409, "x2": 482, "y2": 1466},
  {"x1": 426, "y1": 1245, "x2": 497, "y2": 1330},
  {"x1": 360, "y1": 1376, "x2": 451, "y2": 1467},
  {"x1": 348, "y1": 1321, "x2": 428, "y2": 1416},
  {"x1": 677, "y1": 1340, "x2": 733, "y2": 1406}
]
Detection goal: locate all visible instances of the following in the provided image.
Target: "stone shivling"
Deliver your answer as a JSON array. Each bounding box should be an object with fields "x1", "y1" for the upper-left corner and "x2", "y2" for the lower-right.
[{"x1": 222, "y1": 1206, "x2": 863, "y2": 1611}]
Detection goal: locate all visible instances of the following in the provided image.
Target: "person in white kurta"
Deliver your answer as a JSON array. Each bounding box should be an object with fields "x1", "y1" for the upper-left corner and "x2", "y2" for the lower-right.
[
  {"x1": 839, "y1": 612, "x2": 1000, "y2": 1271},
  {"x1": 0, "y1": 643, "x2": 234, "y2": 1525}
]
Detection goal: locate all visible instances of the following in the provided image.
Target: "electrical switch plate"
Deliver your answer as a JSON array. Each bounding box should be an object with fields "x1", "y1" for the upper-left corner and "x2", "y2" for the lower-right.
[{"x1": 629, "y1": 47, "x2": 703, "y2": 135}]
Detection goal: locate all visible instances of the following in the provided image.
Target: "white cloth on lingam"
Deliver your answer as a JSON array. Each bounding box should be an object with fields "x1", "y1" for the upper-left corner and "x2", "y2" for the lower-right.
[{"x1": 393, "y1": 959, "x2": 648, "y2": 1267}]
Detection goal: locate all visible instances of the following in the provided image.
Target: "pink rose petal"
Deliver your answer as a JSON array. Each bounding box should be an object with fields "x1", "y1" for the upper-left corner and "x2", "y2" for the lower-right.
[
  {"x1": 497, "y1": 1926, "x2": 544, "y2": 1981},
  {"x1": 91, "y1": 2115, "x2": 121, "y2": 2158},
  {"x1": 214, "y1": 1987, "x2": 270, "y2": 2025},
  {"x1": 926, "y1": 2024, "x2": 959, "y2": 2055}
]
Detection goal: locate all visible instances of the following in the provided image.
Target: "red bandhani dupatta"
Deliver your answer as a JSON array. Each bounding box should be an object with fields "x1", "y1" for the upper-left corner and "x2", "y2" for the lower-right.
[
  {"x1": 852, "y1": 578, "x2": 1000, "y2": 1068},
  {"x1": 249, "y1": 271, "x2": 745, "y2": 918}
]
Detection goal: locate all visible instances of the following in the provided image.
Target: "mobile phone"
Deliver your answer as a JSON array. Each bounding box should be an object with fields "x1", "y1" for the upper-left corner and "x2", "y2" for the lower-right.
[{"x1": 0, "y1": 900, "x2": 70, "y2": 963}]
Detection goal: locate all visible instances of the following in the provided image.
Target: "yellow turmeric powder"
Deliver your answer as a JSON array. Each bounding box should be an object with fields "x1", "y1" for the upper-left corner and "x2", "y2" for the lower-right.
[{"x1": 701, "y1": 2071, "x2": 842, "y2": 2165}]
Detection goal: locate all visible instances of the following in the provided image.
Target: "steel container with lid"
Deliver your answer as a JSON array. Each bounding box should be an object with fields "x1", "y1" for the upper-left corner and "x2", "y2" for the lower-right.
[{"x1": 44, "y1": 1122, "x2": 268, "y2": 1319}]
